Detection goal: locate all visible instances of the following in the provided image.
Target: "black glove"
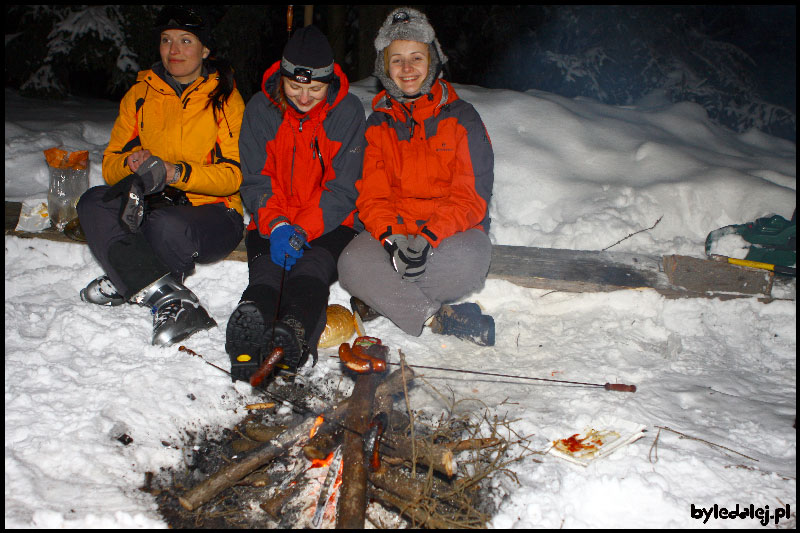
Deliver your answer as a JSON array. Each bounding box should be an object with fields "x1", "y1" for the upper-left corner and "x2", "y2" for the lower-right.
[
  {"x1": 401, "y1": 235, "x2": 431, "y2": 281},
  {"x1": 383, "y1": 234, "x2": 410, "y2": 276},
  {"x1": 384, "y1": 234, "x2": 430, "y2": 280},
  {"x1": 102, "y1": 157, "x2": 168, "y2": 233},
  {"x1": 102, "y1": 174, "x2": 145, "y2": 233},
  {"x1": 133, "y1": 156, "x2": 167, "y2": 196}
]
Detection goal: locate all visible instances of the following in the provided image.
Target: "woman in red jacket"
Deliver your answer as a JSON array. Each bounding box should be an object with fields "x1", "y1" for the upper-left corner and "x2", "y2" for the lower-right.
[
  {"x1": 338, "y1": 8, "x2": 496, "y2": 346},
  {"x1": 77, "y1": 6, "x2": 244, "y2": 347},
  {"x1": 226, "y1": 26, "x2": 366, "y2": 381}
]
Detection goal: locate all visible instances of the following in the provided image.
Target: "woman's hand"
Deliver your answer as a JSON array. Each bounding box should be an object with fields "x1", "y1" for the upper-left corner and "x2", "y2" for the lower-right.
[
  {"x1": 163, "y1": 161, "x2": 177, "y2": 184},
  {"x1": 127, "y1": 149, "x2": 152, "y2": 173},
  {"x1": 128, "y1": 150, "x2": 178, "y2": 184}
]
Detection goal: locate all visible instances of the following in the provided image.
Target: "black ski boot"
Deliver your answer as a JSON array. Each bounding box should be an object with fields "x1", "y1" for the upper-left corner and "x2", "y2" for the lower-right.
[
  {"x1": 134, "y1": 274, "x2": 217, "y2": 346},
  {"x1": 226, "y1": 302, "x2": 307, "y2": 383},
  {"x1": 273, "y1": 316, "x2": 308, "y2": 380},
  {"x1": 226, "y1": 302, "x2": 267, "y2": 382},
  {"x1": 429, "y1": 302, "x2": 495, "y2": 346},
  {"x1": 80, "y1": 275, "x2": 125, "y2": 306}
]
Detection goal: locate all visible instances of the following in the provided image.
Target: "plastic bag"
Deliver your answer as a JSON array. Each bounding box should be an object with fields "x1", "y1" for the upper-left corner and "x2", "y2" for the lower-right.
[
  {"x1": 14, "y1": 198, "x2": 51, "y2": 232},
  {"x1": 44, "y1": 147, "x2": 89, "y2": 231}
]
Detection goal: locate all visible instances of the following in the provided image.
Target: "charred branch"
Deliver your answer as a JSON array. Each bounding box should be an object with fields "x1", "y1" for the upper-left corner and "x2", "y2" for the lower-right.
[{"x1": 178, "y1": 365, "x2": 415, "y2": 512}]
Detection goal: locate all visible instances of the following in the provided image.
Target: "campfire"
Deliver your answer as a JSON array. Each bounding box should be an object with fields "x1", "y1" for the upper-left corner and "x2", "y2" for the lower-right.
[{"x1": 148, "y1": 338, "x2": 539, "y2": 528}]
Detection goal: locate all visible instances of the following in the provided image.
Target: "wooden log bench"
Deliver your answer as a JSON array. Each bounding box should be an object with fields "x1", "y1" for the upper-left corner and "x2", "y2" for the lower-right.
[{"x1": 5, "y1": 201, "x2": 777, "y2": 299}]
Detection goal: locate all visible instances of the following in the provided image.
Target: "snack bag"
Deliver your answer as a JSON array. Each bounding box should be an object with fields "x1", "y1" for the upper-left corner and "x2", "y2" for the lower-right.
[{"x1": 44, "y1": 147, "x2": 89, "y2": 231}]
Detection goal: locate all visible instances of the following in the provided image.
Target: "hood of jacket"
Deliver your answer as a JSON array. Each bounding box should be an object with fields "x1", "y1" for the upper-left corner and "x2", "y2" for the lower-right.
[{"x1": 370, "y1": 78, "x2": 459, "y2": 123}]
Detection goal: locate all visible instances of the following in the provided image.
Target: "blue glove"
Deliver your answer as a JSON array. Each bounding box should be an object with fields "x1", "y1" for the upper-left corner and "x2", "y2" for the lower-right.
[{"x1": 270, "y1": 224, "x2": 308, "y2": 270}]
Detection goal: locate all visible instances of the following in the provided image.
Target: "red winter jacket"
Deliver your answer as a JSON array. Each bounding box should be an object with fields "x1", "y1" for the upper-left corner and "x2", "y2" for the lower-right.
[
  {"x1": 357, "y1": 79, "x2": 494, "y2": 247},
  {"x1": 239, "y1": 61, "x2": 366, "y2": 241}
]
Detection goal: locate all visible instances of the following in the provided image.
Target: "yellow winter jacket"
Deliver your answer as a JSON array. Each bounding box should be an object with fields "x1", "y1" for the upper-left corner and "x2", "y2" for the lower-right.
[{"x1": 102, "y1": 64, "x2": 244, "y2": 215}]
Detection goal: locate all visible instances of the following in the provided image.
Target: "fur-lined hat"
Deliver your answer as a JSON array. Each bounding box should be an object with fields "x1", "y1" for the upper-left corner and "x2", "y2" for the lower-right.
[{"x1": 374, "y1": 7, "x2": 447, "y2": 101}]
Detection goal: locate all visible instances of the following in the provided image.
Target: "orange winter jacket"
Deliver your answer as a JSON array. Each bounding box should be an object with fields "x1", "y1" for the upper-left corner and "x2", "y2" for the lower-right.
[
  {"x1": 239, "y1": 62, "x2": 366, "y2": 241},
  {"x1": 358, "y1": 79, "x2": 494, "y2": 247},
  {"x1": 102, "y1": 63, "x2": 244, "y2": 215}
]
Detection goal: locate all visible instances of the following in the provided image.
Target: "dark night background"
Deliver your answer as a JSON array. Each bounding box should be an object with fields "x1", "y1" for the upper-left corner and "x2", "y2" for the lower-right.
[{"x1": 4, "y1": 5, "x2": 796, "y2": 141}]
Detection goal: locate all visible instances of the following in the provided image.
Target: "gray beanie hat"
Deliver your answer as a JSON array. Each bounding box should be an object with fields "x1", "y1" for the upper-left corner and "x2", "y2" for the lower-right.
[{"x1": 374, "y1": 7, "x2": 447, "y2": 101}]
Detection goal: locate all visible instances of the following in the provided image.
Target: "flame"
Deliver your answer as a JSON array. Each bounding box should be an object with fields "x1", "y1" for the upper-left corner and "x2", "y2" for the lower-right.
[
  {"x1": 309, "y1": 415, "x2": 325, "y2": 439},
  {"x1": 332, "y1": 467, "x2": 343, "y2": 491},
  {"x1": 308, "y1": 451, "x2": 335, "y2": 470}
]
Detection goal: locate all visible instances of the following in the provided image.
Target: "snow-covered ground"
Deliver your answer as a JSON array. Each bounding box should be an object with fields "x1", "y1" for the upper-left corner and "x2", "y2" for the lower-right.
[{"x1": 5, "y1": 81, "x2": 796, "y2": 528}]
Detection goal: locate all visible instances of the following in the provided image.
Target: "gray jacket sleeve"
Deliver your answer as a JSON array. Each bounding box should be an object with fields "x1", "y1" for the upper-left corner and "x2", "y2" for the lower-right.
[
  {"x1": 319, "y1": 93, "x2": 367, "y2": 233},
  {"x1": 238, "y1": 92, "x2": 281, "y2": 235}
]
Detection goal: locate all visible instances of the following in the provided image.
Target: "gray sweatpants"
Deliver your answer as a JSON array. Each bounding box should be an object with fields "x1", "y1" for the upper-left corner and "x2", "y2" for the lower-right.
[{"x1": 337, "y1": 229, "x2": 492, "y2": 336}]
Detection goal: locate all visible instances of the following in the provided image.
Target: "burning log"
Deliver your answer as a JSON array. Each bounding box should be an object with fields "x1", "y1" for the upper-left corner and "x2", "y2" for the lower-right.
[
  {"x1": 303, "y1": 427, "x2": 341, "y2": 461},
  {"x1": 259, "y1": 466, "x2": 308, "y2": 519},
  {"x1": 178, "y1": 414, "x2": 319, "y2": 511},
  {"x1": 303, "y1": 414, "x2": 342, "y2": 461},
  {"x1": 178, "y1": 365, "x2": 415, "y2": 511},
  {"x1": 336, "y1": 342, "x2": 390, "y2": 529}
]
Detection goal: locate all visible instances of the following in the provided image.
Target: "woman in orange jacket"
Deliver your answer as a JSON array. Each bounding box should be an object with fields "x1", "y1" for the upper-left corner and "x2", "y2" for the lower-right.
[
  {"x1": 338, "y1": 7, "x2": 496, "y2": 346},
  {"x1": 77, "y1": 6, "x2": 245, "y2": 347},
  {"x1": 226, "y1": 26, "x2": 366, "y2": 382}
]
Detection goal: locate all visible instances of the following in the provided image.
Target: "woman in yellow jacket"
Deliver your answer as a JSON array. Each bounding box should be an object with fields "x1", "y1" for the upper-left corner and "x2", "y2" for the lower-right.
[{"x1": 77, "y1": 6, "x2": 245, "y2": 347}]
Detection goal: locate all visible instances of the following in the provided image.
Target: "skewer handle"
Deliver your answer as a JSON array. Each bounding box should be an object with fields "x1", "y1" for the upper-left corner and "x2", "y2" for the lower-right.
[{"x1": 604, "y1": 383, "x2": 637, "y2": 393}]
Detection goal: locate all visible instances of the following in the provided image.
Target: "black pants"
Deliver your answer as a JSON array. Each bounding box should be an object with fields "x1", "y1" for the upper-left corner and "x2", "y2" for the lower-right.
[
  {"x1": 240, "y1": 225, "x2": 358, "y2": 353},
  {"x1": 77, "y1": 185, "x2": 244, "y2": 297}
]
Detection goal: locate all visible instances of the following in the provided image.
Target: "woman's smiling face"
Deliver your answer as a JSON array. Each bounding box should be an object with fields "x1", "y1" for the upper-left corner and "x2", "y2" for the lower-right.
[
  {"x1": 282, "y1": 78, "x2": 329, "y2": 113},
  {"x1": 159, "y1": 29, "x2": 209, "y2": 84},
  {"x1": 386, "y1": 40, "x2": 430, "y2": 97}
]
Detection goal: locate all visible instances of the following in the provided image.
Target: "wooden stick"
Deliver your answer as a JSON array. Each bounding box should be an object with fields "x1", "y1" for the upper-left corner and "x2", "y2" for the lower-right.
[
  {"x1": 368, "y1": 465, "x2": 479, "y2": 528},
  {"x1": 369, "y1": 464, "x2": 457, "y2": 504},
  {"x1": 177, "y1": 366, "x2": 415, "y2": 511},
  {"x1": 245, "y1": 402, "x2": 276, "y2": 410},
  {"x1": 381, "y1": 433, "x2": 457, "y2": 478},
  {"x1": 178, "y1": 415, "x2": 318, "y2": 511},
  {"x1": 443, "y1": 437, "x2": 503, "y2": 452},
  {"x1": 654, "y1": 425, "x2": 759, "y2": 462},
  {"x1": 302, "y1": 421, "x2": 341, "y2": 461},
  {"x1": 369, "y1": 487, "x2": 460, "y2": 529}
]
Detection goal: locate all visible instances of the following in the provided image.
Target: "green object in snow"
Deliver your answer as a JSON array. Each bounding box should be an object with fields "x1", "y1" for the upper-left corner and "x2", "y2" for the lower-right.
[{"x1": 705, "y1": 213, "x2": 796, "y2": 268}]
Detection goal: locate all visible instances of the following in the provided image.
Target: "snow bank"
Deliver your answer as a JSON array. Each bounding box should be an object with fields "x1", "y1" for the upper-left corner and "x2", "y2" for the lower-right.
[{"x1": 4, "y1": 82, "x2": 795, "y2": 528}]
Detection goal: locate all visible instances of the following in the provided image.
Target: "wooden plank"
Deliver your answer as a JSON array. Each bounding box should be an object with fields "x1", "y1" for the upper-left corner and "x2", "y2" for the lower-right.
[
  {"x1": 488, "y1": 244, "x2": 672, "y2": 293},
  {"x1": 663, "y1": 254, "x2": 773, "y2": 296},
  {"x1": 5, "y1": 201, "x2": 774, "y2": 298}
]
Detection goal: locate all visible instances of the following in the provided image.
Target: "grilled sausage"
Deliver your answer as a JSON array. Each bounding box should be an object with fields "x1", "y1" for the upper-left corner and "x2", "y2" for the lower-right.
[
  {"x1": 338, "y1": 342, "x2": 373, "y2": 373},
  {"x1": 250, "y1": 347, "x2": 285, "y2": 387}
]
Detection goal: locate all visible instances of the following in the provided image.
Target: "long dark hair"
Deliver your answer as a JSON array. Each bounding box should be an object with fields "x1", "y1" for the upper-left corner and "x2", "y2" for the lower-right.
[{"x1": 205, "y1": 56, "x2": 235, "y2": 119}]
